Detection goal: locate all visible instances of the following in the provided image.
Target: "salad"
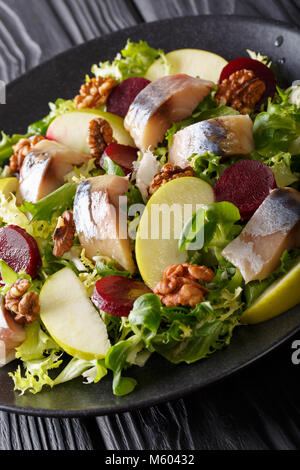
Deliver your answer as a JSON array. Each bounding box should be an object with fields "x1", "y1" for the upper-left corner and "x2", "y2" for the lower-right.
[{"x1": 0, "y1": 40, "x2": 299, "y2": 398}]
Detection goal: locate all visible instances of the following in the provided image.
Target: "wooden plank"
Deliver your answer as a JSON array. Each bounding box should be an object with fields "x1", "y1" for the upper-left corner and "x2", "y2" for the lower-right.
[
  {"x1": 134, "y1": 0, "x2": 300, "y2": 25},
  {"x1": 0, "y1": 0, "x2": 140, "y2": 82}
]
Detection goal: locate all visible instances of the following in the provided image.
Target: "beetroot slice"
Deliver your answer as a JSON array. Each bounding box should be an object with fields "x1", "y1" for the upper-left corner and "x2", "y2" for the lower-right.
[
  {"x1": 219, "y1": 58, "x2": 277, "y2": 103},
  {"x1": 101, "y1": 143, "x2": 138, "y2": 176},
  {"x1": 92, "y1": 276, "x2": 152, "y2": 317},
  {"x1": 214, "y1": 160, "x2": 277, "y2": 220},
  {"x1": 0, "y1": 225, "x2": 41, "y2": 280},
  {"x1": 107, "y1": 77, "x2": 151, "y2": 118}
]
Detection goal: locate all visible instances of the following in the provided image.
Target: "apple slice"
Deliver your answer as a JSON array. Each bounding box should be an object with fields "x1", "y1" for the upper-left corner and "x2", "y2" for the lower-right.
[
  {"x1": 136, "y1": 177, "x2": 215, "y2": 289},
  {"x1": 146, "y1": 49, "x2": 228, "y2": 83},
  {"x1": 46, "y1": 110, "x2": 134, "y2": 153},
  {"x1": 40, "y1": 267, "x2": 111, "y2": 360}
]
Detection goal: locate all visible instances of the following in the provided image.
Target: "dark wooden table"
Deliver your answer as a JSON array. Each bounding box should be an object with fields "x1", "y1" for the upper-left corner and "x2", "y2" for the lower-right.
[{"x1": 1, "y1": 0, "x2": 300, "y2": 451}]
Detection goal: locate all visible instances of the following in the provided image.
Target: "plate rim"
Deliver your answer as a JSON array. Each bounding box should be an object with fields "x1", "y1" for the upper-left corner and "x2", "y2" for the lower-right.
[{"x1": 1, "y1": 14, "x2": 300, "y2": 417}]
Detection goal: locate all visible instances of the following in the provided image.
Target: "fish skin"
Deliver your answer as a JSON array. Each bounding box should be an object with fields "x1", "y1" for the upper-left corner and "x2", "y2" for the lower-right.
[
  {"x1": 18, "y1": 140, "x2": 89, "y2": 203},
  {"x1": 169, "y1": 115, "x2": 254, "y2": 168},
  {"x1": 73, "y1": 175, "x2": 135, "y2": 274},
  {"x1": 124, "y1": 74, "x2": 215, "y2": 151},
  {"x1": 222, "y1": 187, "x2": 300, "y2": 283}
]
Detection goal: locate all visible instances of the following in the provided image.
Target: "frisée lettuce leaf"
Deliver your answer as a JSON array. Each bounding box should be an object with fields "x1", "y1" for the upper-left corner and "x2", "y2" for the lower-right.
[
  {"x1": 91, "y1": 39, "x2": 168, "y2": 82},
  {"x1": 10, "y1": 321, "x2": 107, "y2": 394},
  {"x1": 253, "y1": 88, "x2": 300, "y2": 157}
]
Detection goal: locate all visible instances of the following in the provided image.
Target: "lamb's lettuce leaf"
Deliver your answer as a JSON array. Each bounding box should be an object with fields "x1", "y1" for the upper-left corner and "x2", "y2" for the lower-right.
[
  {"x1": 179, "y1": 202, "x2": 241, "y2": 256},
  {"x1": 105, "y1": 335, "x2": 140, "y2": 396}
]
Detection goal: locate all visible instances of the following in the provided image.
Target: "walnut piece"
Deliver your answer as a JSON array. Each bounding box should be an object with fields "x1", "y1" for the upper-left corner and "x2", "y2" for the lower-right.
[
  {"x1": 75, "y1": 77, "x2": 116, "y2": 109},
  {"x1": 88, "y1": 117, "x2": 116, "y2": 159},
  {"x1": 5, "y1": 279, "x2": 40, "y2": 325},
  {"x1": 53, "y1": 211, "x2": 76, "y2": 258},
  {"x1": 149, "y1": 164, "x2": 195, "y2": 195},
  {"x1": 154, "y1": 263, "x2": 214, "y2": 307},
  {"x1": 215, "y1": 68, "x2": 266, "y2": 114},
  {"x1": 10, "y1": 135, "x2": 45, "y2": 173}
]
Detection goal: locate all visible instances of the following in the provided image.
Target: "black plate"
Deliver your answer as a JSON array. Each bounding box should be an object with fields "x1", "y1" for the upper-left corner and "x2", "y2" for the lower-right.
[{"x1": 0, "y1": 15, "x2": 299, "y2": 417}]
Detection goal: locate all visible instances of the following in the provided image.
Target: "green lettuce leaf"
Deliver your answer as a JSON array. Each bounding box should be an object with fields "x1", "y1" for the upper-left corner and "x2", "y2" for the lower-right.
[
  {"x1": 42, "y1": 244, "x2": 79, "y2": 276},
  {"x1": 20, "y1": 182, "x2": 77, "y2": 222},
  {"x1": 10, "y1": 321, "x2": 107, "y2": 394},
  {"x1": 179, "y1": 201, "x2": 241, "y2": 256},
  {"x1": 95, "y1": 257, "x2": 131, "y2": 278},
  {"x1": 127, "y1": 293, "x2": 241, "y2": 365},
  {"x1": 54, "y1": 357, "x2": 107, "y2": 385},
  {"x1": 253, "y1": 88, "x2": 300, "y2": 158},
  {"x1": 0, "y1": 191, "x2": 58, "y2": 242},
  {"x1": 151, "y1": 302, "x2": 240, "y2": 364},
  {"x1": 189, "y1": 152, "x2": 226, "y2": 185},
  {"x1": 105, "y1": 335, "x2": 141, "y2": 396},
  {"x1": 15, "y1": 321, "x2": 60, "y2": 362},
  {"x1": 129, "y1": 294, "x2": 162, "y2": 334},
  {"x1": 102, "y1": 155, "x2": 125, "y2": 176},
  {"x1": 91, "y1": 39, "x2": 168, "y2": 81},
  {"x1": 262, "y1": 151, "x2": 300, "y2": 187},
  {"x1": 11, "y1": 352, "x2": 63, "y2": 395},
  {"x1": 0, "y1": 132, "x2": 31, "y2": 165}
]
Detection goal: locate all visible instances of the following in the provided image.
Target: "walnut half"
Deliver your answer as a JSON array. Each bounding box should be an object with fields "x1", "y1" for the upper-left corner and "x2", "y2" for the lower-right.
[
  {"x1": 215, "y1": 68, "x2": 266, "y2": 115},
  {"x1": 154, "y1": 263, "x2": 214, "y2": 307},
  {"x1": 88, "y1": 117, "x2": 116, "y2": 159},
  {"x1": 4, "y1": 279, "x2": 40, "y2": 325},
  {"x1": 53, "y1": 211, "x2": 76, "y2": 258},
  {"x1": 10, "y1": 135, "x2": 45, "y2": 173},
  {"x1": 149, "y1": 164, "x2": 195, "y2": 195},
  {"x1": 75, "y1": 77, "x2": 116, "y2": 109}
]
